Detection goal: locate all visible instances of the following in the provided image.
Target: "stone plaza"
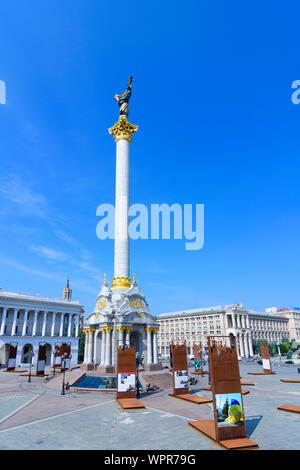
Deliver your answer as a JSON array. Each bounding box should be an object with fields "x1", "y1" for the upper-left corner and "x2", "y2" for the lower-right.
[{"x1": 0, "y1": 359, "x2": 299, "y2": 450}]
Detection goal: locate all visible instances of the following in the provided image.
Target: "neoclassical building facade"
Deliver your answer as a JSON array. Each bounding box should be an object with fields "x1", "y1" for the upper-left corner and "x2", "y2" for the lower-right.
[
  {"x1": 0, "y1": 282, "x2": 83, "y2": 367},
  {"x1": 157, "y1": 303, "x2": 290, "y2": 358}
]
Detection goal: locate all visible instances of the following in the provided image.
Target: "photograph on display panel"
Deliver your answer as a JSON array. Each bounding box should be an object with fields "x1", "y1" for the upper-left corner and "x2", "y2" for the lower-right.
[
  {"x1": 174, "y1": 370, "x2": 189, "y2": 389},
  {"x1": 215, "y1": 393, "x2": 244, "y2": 428},
  {"x1": 118, "y1": 373, "x2": 136, "y2": 393}
]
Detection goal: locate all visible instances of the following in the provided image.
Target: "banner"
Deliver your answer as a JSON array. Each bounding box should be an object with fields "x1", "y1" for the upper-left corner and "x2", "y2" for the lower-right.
[{"x1": 118, "y1": 373, "x2": 136, "y2": 393}]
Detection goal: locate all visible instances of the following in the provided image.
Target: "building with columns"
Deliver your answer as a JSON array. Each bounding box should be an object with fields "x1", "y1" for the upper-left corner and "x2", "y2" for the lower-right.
[
  {"x1": 83, "y1": 80, "x2": 160, "y2": 372},
  {"x1": 0, "y1": 281, "x2": 83, "y2": 367},
  {"x1": 157, "y1": 303, "x2": 290, "y2": 358}
]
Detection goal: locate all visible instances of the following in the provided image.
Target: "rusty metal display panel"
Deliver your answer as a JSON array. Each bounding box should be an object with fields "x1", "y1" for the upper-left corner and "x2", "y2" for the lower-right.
[
  {"x1": 208, "y1": 335, "x2": 248, "y2": 442},
  {"x1": 193, "y1": 343, "x2": 203, "y2": 375},
  {"x1": 60, "y1": 343, "x2": 72, "y2": 371},
  {"x1": 36, "y1": 342, "x2": 46, "y2": 375},
  {"x1": 260, "y1": 343, "x2": 272, "y2": 374},
  {"x1": 53, "y1": 343, "x2": 62, "y2": 368},
  {"x1": 170, "y1": 342, "x2": 189, "y2": 396},
  {"x1": 116, "y1": 345, "x2": 136, "y2": 399},
  {"x1": 7, "y1": 342, "x2": 18, "y2": 370}
]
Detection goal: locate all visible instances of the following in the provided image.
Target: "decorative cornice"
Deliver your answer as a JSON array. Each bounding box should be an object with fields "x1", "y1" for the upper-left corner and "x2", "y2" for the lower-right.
[
  {"x1": 111, "y1": 277, "x2": 131, "y2": 290},
  {"x1": 108, "y1": 116, "x2": 138, "y2": 144}
]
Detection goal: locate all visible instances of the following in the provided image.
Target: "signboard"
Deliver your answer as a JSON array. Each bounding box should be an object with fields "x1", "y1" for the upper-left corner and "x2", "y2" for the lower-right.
[
  {"x1": 117, "y1": 373, "x2": 136, "y2": 392},
  {"x1": 36, "y1": 343, "x2": 46, "y2": 375},
  {"x1": 116, "y1": 345, "x2": 137, "y2": 399},
  {"x1": 261, "y1": 343, "x2": 273, "y2": 374},
  {"x1": 7, "y1": 342, "x2": 18, "y2": 371},
  {"x1": 208, "y1": 335, "x2": 248, "y2": 442},
  {"x1": 193, "y1": 343, "x2": 203, "y2": 375},
  {"x1": 174, "y1": 370, "x2": 189, "y2": 389},
  {"x1": 61, "y1": 343, "x2": 71, "y2": 372},
  {"x1": 170, "y1": 342, "x2": 190, "y2": 396}
]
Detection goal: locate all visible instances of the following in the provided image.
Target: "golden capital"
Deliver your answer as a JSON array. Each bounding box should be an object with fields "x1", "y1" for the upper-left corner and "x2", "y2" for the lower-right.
[
  {"x1": 117, "y1": 326, "x2": 126, "y2": 332},
  {"x1": 152, "y1": 328, "x2": 159, "y2": 334},
  {"x1": 108, "y1": 116, "x2": 138, "y2": 144},
  {"x1": 84, "y1": 328, "x2": 95, "y2": 334},
  {"x1": 125, "y1": 327, "x2": 132, "y2": 333},
  {"x1": 111, "y1": 276, "x2": 131, "y2": 290},
  {"x1": 145, "y1": 327, "x2": 152, "y2": 334}
]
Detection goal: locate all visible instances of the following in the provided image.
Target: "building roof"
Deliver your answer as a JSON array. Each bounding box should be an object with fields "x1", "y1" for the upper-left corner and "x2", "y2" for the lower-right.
[{"x1": 0, "y1": 288, "x2": 82, "y2": 307}]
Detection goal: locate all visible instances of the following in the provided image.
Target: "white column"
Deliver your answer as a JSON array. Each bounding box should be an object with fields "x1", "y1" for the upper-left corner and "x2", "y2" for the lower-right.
[
  {"x1": 237, "y1": 315, "x2": 241, "y2": 328},
  {"x1": 105, "y1": 327, "x2": 112, "y2": 366},
  {"x1": 100, "y1": 329, "x2": 106, "y2": 365},
  {"x1": 87, "y1": 329, "x2": 94, "y2": 363},
  {"x1": 32, "y1": 311, "x2": 38, "y2": 336},
  {"x1": 248, "y1": 334, "x2": 254, "y2": 356},
  {"x1": 75, "y1": 315, "x2": 80, "y2": 337},
  {"x1": 244, "y1": 333, "x2": 249, "y2": 357},
  {"x1": 59, "y1": 313, "x2": 64, "y2": 337},
  {"x1": 117, "y1": 326, "x2": 124, "y2": 346},
  {"x1": 153, "y1": 330, "x2": 158, "y2": 364},
  {"x1": 240, "y1": 333, "x2": 245, "y2": 356},
  {"x1": 83, "y1": 330, "x2": 89, "y2": 364},
  {"x1": 236, "y1": 333, "x2": 241, "y2": 357},
  {"x1": 0, "y1": 308, "x2": 8, "y2": 336},
  {"x1": 11, "y1": 309, "x2": 18, "y2": 336},
  {"x1": 42, "y1": 311, "x2": 47, "y2": 337},
  {"x1": 146, "y1": 328, "x2": 153, "y2": 364},
  {"x1": 232, "y1": 313, "x2": 236, "y2": 328},
  {"x1": 22, "y1": 310, "x2": 29, "y2": 336},
  {"x1": 114, "y1": 138, "x2": 130, "y2": 279},
  {"x1": 246, "y1": 315, "x2": 250, "y2": 328},
  {"x1": 125, "y1": 327, "x2": 131, "y2": 345},
  {"x1": 51, "y1": 312, "x2": 56, "y2": 337},
  {"x1": 67, "y1": 314, "x2": 72, "y2": 337},
  {"x1": 241, "y1": 315, "x2": 246, "y2": 328}
]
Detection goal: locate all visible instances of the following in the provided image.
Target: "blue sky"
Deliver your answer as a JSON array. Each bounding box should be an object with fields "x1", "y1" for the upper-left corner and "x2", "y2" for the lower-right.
[{"x1": 0, "y1": 1, "x2": 299, "y2": 318}]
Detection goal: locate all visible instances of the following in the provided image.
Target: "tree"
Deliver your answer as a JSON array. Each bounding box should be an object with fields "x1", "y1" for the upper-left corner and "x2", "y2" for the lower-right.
[
  {"x1": 286, "y1": 349, "x2": 293, "y2": 360},
  {"x1": 222, "y1": 398, "x2": 230, "y2": 421},
  {"x1": 78, "y1": 329, "x2": 85, "y2": 362}
]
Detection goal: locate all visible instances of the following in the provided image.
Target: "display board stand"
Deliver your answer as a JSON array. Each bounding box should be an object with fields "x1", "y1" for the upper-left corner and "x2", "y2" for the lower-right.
[
  {"x1": 189, "y1": 336, "x2": 258, "y2": 450},
  {"x1": 278, "y1": 404, "x2": 300, "y2": 414},
  {"x1": 192, "y1": 343, "x2": 204, "y2": 375},
  {"x1": 169, "y1": 342, "x2": 212, "y2": 405},
  {"x1": 20, "y1": 343, "x2": 48, "y2": 377},
  {"x1": 248, "y1": 343, "x2": 276, "y2": 375},
  {"x1": 5, "y1": 343, "x2": 23, "y2": 372},
  {"x1": 116, "y1": 346, "x2": 145, "y2": 410}
]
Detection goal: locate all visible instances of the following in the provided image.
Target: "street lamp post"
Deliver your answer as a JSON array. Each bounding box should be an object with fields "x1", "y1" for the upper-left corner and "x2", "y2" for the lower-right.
[{"x1": 61, "y1": 352, "x2": 70, "y2": 396}]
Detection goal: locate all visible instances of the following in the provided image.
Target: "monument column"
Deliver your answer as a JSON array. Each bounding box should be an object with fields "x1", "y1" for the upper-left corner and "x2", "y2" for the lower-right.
[
  {"x1": 86, "y1": 328, "x2": 95, "y2": 363},
  {"x1": 109, "y1": 110, "x2": 138, "y2": 291}
]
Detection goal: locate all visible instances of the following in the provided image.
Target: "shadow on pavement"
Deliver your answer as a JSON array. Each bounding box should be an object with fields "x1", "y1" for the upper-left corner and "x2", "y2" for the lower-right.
[{"x1": 245, "y1": 415, "x2": 263, "y2": 437}]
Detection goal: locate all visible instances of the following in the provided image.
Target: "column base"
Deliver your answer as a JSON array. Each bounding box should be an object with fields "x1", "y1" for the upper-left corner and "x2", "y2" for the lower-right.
[{"x1": 96, "y1": 365, "x2": 116, "y2": 374}]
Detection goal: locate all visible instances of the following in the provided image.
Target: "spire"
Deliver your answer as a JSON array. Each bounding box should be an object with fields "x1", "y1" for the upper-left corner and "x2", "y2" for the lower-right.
[{"x1": 63, "y1": 275, "x2": 72, "y2": 300}]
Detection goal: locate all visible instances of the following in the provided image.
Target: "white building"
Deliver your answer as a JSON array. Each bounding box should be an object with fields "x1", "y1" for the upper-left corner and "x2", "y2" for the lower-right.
[
  {"x1": 0, "y1": 280, "x2": 83, "y2": 368},
  {"x1": 157, "y1": 303, "x2": 290, "y2": 358}
]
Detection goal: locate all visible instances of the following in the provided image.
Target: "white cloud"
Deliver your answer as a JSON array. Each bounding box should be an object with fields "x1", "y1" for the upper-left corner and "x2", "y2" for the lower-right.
[{"x1": 29, "y1": 244, "x2": 68, "y2": 261}]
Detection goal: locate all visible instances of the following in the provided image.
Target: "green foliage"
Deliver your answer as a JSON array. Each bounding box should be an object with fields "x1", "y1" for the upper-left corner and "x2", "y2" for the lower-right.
[
  {"x1": 222, "y1": 398, "x2": 229, "y2": 421},
  {"x1": 78, "y1": 329, "x2": 85, "y2": 362},
  {"x1": 280, "y1": 342, "x2": 290, "y2": 354},
  {"x1": 268, "y1": 342, "x2": 278, "y2": 357},
  {"x1": 286, "y1": 349, "x2": 293, "y2": 359}
]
